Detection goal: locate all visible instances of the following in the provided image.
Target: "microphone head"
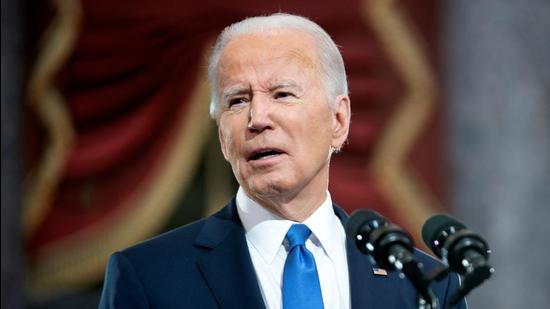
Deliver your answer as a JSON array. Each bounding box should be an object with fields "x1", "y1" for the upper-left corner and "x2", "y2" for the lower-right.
[
  {"x1": 345, "y1": 209, "x2": 384, "y2": 242},
  {"x1": 346, "y1": 209, "x2": 416, "y2": 270},
  {"x1": 422, "y1": 214, "x2": 466, "y2": 257}
]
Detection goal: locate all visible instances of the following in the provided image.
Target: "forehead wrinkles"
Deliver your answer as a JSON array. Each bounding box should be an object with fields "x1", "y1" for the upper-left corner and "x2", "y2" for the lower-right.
[
  {"x1": 219, "y1": 56, "x2": 317, "y2": 91},
  {"x1": 284, "y1": 47, "x2": 317, "y2": 70},
  {"x1": 217, "y1": 31, "x2": 321, "y2": 88}
]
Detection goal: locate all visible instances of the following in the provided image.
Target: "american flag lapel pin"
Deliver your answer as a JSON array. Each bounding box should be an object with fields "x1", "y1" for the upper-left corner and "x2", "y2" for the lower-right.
[{"x1": 372, "y1": 268, "x2": 388, "y2": 276}]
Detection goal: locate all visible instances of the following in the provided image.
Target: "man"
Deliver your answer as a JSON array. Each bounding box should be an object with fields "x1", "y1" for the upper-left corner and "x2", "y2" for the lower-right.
[{"x1": 99, "y1": 13, "x2": 466, "y2": 308}]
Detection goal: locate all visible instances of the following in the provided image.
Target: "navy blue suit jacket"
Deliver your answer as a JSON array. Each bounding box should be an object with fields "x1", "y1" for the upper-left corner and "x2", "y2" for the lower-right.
[{"x1": 99, "y1": 198, "x2": 466, "y2": 308}]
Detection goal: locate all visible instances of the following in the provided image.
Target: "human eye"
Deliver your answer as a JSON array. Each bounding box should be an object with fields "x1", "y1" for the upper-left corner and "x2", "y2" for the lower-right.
[
  {"x1": 228, "y1": 97, "x2": 249, "y2": 108},
  {"x1": 273, "y1": 91, "x2": 295, "y2": 100}
]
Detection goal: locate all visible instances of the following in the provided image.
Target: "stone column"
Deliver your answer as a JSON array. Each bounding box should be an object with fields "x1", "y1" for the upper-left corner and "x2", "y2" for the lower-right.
[
  {"x1": 1, "y1": 0, "x2": 25, "y2": 308},
  {"x1": 444, "y1": 1, "x2": 550, "y2": 307}
]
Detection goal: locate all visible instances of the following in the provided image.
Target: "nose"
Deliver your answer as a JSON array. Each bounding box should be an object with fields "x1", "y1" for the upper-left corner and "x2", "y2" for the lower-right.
[{"x1": 247, "y1": 95, "x2": 273, "y2": 133}]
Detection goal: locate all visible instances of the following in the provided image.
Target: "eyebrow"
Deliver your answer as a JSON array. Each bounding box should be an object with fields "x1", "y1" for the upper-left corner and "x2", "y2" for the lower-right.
[
  {"x1": 222, "y1": 87, "x2": 251, "y2": 100},
  {"x1": 269, "y1": 81, "x2": 303, "y2": 92},
  {"x1": 221, "y1": 80, "x2": 304, "y2": 100}
]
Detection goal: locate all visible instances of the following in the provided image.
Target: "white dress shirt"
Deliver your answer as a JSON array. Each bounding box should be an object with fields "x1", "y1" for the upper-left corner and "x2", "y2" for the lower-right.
[{"x1": 236, "y1": 187, "x2": 350, "y2": 309}]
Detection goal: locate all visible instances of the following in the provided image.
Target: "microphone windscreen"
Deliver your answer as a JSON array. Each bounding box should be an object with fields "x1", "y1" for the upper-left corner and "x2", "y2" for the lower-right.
[
  {"x1": 345, "y1": 209, "x2": 382, "y2": 241},
  {"x1": 422, "y1": 214, "x2": 466, "y2": 253}
]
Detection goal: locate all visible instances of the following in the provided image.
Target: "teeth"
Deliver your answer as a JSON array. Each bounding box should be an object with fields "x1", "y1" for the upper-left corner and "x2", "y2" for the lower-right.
[
  {"x1": 259, "y1": 152, "x2": 275, "y2": 159},
  {"x1": 250, "y1": 149, "x2": 280, "y2": 160}
]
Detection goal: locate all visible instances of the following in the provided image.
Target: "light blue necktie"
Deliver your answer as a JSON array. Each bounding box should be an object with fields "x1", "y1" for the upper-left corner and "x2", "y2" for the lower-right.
[{"x1": 282, "y1": 224, "x2": 324, "y2": 309}]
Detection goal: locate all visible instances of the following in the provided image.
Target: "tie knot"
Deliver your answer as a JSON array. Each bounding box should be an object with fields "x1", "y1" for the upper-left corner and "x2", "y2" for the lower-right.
[{"x1": 286, "y1": 224, "x2": 312, "y2": 247}]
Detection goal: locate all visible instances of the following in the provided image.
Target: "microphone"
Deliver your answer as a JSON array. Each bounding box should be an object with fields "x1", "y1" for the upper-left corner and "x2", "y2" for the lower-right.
[
  {"x1": 422, "y1": 214, "x2": 494, "y2": 304},
  {"x1": 346, "y1": 209, "x2": 437, "y2": 308}
]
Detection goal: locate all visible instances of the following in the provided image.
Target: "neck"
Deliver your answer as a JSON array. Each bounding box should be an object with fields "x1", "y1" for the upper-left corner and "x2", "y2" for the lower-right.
[{"x1": 245, "y1": 177, "x2": 329, "y2": 222}]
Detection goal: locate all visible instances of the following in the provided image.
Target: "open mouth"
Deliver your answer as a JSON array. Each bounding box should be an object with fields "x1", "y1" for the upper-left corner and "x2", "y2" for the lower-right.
[{"x1": 248, "y1": 149, "x2": 284, "y2": 161}]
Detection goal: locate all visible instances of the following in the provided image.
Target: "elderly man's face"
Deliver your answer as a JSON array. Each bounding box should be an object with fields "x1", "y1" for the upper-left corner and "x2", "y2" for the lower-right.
[{"x1": 216, "y1": 30, "x2": 349, "y2": 208}]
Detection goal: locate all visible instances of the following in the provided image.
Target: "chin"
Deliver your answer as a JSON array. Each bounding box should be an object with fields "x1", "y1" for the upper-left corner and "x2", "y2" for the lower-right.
[{"x1": 243, "y1": 177, "x2": 291, "y2": 199}]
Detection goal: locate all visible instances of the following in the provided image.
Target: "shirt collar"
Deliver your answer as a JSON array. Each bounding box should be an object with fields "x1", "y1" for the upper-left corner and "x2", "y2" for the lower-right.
[
  {"x1": 302, "y1": 190, "x2": 343, "y2": 263},
  {"x1": 236, "y1": 187, "x2": 342, "y2": 264}
]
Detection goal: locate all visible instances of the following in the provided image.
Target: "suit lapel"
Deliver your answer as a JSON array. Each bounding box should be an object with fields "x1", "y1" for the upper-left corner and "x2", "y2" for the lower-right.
[
  {"x1": 194, "y1": 199, "x2": 265, "y2": 309},
  {"x1": 334, "y1": 206, "x2": 401, "y2": 308},
  {"x1": 193, "y1": 200, "x2": 404, "y2": 308}
]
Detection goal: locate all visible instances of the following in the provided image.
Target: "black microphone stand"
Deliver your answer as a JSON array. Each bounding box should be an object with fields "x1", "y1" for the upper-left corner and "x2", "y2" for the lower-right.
[
  {"x1": 425, "y1": 259, "x2": 493, "y2": 306},
  {"x1": 373, "y1": 226, "x2": 438, "y2": 309},
  {"x1": 346, "y1": 210, "x2": 438, "y2": 309},
  {"x1": 389, "y1": 248, "x2": 438, "y2": 309},
  {"x1": 424, "y1": 224, "x2": 495, "y2": 305}
]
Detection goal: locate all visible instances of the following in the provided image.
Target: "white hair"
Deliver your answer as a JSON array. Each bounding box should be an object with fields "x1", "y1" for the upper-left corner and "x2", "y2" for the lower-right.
[{"x1": 208, "y1": 13, "x2": 348, "y2": 119}]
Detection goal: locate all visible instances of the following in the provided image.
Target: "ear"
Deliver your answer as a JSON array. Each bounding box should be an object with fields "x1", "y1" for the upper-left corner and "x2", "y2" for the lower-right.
[
  {"x1": 331, "y1": 95, "x2": 351, "y2": 150},
  {"x1": 218, "y1": 122, "x2": 230, "y2": 162}
]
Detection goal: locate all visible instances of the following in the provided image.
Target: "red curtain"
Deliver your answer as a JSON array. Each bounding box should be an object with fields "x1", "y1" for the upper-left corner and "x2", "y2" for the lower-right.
[{"x1": 25, "y1": 0, "x2": 445, "y2": 289}]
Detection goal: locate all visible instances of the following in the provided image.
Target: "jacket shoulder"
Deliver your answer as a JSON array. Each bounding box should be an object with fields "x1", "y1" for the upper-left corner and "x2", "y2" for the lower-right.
[{"x1": 122, "y1": 218, "x2": 207, "y2": 260}]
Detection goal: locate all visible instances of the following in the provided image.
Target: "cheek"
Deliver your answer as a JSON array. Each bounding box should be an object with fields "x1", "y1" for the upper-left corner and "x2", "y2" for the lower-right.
[
  {"x1": 219, "y1": 124, "x2": 237, "y2": 161},
  {"x1": 305, "y1": 112, "x2": 333, "y2": 142},
  {"x1": 220, "y1": 128, "x2": 248, "y2": 172},
  {"x1": 225, "y1": 136, "x2": 240, "y2": 161}
]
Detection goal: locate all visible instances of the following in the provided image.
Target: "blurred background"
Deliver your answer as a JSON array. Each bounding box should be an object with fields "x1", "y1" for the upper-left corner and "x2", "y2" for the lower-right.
[{"x1": 2, "y1": 0, "x2": 549, "y2": 308}]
